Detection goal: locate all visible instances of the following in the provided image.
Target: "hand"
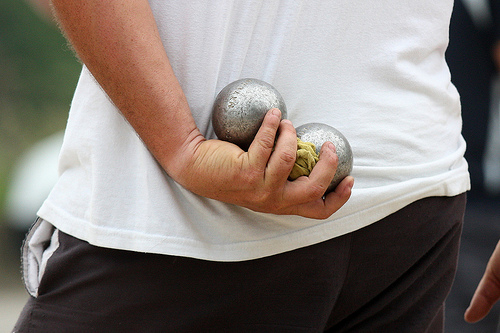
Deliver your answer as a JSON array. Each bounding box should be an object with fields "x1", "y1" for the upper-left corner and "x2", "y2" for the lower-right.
[
  {"x1": 173, "y1": 109, "x2": 354, "y2": 219},
  {"x1": 464, "y1": 239, "x2": 500, "y2": 323},
  {"x1": 49, "y1": 0, "x2": 353, "y2": 219},
  {"x1": 493, "y1": 40, "x2": 500, "y2": 72}
]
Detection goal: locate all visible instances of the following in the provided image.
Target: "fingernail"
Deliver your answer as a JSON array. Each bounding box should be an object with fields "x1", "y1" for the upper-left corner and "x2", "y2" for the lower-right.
[
  {"x1": 327, "y1": 142, "x2": 336, "y2": 153},
  {"x1": 271, "y1": 108, "x2": 281, "y2": 117},
  {"x1": 464, "y1": 307, "x2": 473, "y2": 323}
]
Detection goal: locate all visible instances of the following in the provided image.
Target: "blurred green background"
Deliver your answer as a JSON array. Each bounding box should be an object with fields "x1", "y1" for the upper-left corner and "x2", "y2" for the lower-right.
[
  {"x1": 0, "y1": 2, "x2": 499, "y2": 332},
  {"x1": 0, "y1": 1, "x2": 81, "y2": 329},
  {"x1": 0, "y1": 0, "x2": 80, "y2": 220}
]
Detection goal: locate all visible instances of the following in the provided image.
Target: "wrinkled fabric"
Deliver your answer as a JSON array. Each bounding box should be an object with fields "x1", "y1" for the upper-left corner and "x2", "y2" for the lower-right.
[
  {"x1": 37, "y1": 1, "x2": 470, "y2": 261},
  {"x1": 289, "y1": 138, "x2": 319, "y2": 180}
]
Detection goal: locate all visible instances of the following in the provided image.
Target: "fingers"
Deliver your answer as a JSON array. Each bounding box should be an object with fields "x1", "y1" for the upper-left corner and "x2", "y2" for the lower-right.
[
  {"x1": 464, "y1": 273, "x2": 500, "y2": 323},
  {"x1": 283, "y1": 141, "x2": 340, "y2": 205},
  {"x1": 280, "y1": 141, "x2": 353, "y2": 218},
  {"x1": 464, "y1": 286, "x2": 497, "y2": 323},
  {"x1": 247, "y1": 113, "x2": 353, "y2": 218},
  {"x1": 247, "y1": 108, "x2": 282, "y2": 171},
  {"x1": 265, "y1": 118, "x2": 298, "y2": 184},
  {"x1": 324, "y1": 175, "x2": 354, "y2": 211},
  {"x1": 307, "y1": 141, "x2": 338, "y2": 192},
  {"x1": 247, "y1": 107, "x2": 297, "y2": 184},
  {"x1": 290, "y1": 176, "x2": 354, "y2": 219},
  {"x1": 465, "y1": 240, "x2": 500, "y2": 323}
]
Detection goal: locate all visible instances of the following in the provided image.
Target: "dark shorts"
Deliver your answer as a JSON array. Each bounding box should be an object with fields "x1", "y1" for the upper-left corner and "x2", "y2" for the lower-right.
[{"x1": 14, "y1": 194, "x2": 466, "y2": 332}]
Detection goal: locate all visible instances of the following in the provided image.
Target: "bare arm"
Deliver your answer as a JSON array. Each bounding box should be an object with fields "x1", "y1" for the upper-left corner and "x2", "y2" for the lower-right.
[{"x1": 50, "y1": 0, "x2": 353, "y2": 218}]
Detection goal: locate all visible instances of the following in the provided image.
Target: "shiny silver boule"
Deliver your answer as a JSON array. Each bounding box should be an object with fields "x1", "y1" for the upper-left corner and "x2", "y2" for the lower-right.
[
  {"x1": 296, "y1": 123, "x2": 353, "y2": 194},
  {"x1": 212, "y1": 78, "x2": 287, "y2": 150}
]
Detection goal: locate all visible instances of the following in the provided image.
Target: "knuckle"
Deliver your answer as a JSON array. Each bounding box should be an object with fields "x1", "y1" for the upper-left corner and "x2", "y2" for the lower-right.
[
  {"x1": 254, "y1": 185, "x2": 289, "y2": 213},
  {"x1": 238, "y1": 167, "x2": 287, "y2": 213},
  {"x1": 254, "y1": 189, "x2": 271, "y2": 203},
  {"x1": 253, "y1": 190, "x2": 278, "y2": 210},
  {"x1": 241, "y1": 167, "x2": 261, "y2": 184},
  {"x1": 257, "y1": 132, "x2": 277, "y2": 150},
  {"x1": 306, "y1": 184, "x2": 327, "y2": 200},
  {"x1": 279, "y1": 149, "x2": 296, "y2": 165}
]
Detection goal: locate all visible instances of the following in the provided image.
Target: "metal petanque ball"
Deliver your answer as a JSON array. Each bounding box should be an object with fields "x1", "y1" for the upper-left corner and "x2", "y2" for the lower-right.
[
  {"x1": 212, "y1": 78, "x2": 287, "y2": 150},
  {"x1": 296, "y1": 123, "x2": 353, "y2": 194}
]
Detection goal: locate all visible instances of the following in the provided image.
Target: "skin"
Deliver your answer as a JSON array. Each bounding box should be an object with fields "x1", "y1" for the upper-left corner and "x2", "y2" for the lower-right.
[
  {"x1": 49, "y1": 0, "x2": 354, "y2": 219},
  {"x1": 463, "y1": 39, "x2": 500, "y2": 324},
  {"x1": 493, "y1": 40, "x2": 500, "y2": 72},
  {"x1": 464, "y1": 240, "x2": 500, "y2": 323},
  {"x1": 30, "y1": 0, "x2": 498, "y2": 324}
]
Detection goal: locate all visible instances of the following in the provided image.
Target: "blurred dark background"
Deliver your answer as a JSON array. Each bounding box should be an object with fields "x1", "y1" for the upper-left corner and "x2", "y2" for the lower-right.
[
  {"x1": 445, "y1": 0, "x2": 500, "y2": 332},
  {"x1": 0, "y1": 0, "x2": 499, "y2": 332}
]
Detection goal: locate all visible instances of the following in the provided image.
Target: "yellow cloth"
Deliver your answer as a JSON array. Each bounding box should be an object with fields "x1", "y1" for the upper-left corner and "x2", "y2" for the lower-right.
[{"x1": 289, "y1": 138, "x2": 319, "y2": 180}]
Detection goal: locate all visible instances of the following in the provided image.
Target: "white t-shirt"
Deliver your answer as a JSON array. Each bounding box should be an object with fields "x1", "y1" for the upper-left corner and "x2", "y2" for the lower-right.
[{"x1": 38, "y1": 1, "x2": 470, "y2": 261}]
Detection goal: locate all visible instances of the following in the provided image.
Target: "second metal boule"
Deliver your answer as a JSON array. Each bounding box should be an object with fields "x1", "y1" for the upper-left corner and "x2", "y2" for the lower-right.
[{"x1": 296, "y1": 122, "x2": 353, "y2": 194}]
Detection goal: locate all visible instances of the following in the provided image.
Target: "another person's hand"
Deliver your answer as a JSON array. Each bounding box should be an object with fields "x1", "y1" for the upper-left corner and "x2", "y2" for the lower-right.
[
  {"x1": 464, "y1": 240, "x2": 500, "y2": 323},
  {"x1": 492, "y1": 40, "x2": 500, "y2": 72},
  {"x1": 172, "y1": 108, "x2": 354, "y2": 219}
]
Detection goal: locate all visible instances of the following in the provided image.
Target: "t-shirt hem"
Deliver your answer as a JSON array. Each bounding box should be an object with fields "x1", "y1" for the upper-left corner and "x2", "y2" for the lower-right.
[{"x1": 37, "y1": 179, "x2": 469, "y2": 262}]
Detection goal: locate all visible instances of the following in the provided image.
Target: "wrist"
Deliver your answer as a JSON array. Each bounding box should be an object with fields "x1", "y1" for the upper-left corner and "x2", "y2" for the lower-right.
[{"x1": 158, "y1": 128, "x2": 207, "y2": 185}]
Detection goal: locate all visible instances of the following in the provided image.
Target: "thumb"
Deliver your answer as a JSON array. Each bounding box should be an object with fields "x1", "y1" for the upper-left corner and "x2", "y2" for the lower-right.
[
  {"x1": 464, "y1": 240, "x2": 500, "y2": 323},
  {"x1": 464, "y1": 278, "x2": 500, "y2": 323}
]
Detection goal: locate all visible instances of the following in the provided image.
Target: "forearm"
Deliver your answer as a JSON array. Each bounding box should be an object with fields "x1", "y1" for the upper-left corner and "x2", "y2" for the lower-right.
[
  {"x1": 50, "y1": 0, "x2": 353, "y2": 218},
  {"x1": 51, "y1": 0, "x2": 203, "y2": 179}
]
